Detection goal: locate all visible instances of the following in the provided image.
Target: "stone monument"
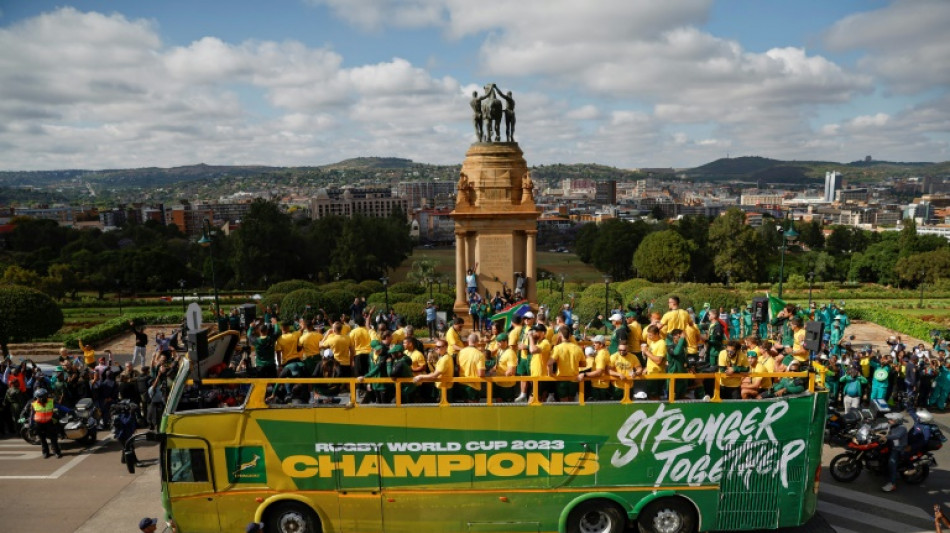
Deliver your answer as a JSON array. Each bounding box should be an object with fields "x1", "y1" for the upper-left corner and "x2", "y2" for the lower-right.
[{"x1": 452, "y1": 90, "x2": 539, "y2": 323}]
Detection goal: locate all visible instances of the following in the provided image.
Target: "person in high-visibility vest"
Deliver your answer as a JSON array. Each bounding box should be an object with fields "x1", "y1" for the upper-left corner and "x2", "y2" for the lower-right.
[{"x1": 23, "y1": 388, "x2": 70, "y2": 458}]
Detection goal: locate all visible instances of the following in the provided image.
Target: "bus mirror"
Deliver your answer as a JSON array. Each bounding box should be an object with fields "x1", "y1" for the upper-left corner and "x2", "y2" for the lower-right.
[{"x1": 145, "y1": 431, "x2": 166, "y2": 444}]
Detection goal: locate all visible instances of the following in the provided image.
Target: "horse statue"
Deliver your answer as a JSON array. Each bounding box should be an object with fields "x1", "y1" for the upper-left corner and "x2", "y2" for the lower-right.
[{"x1": 481, "y1": 84, "x2": 503, "y2": 142}]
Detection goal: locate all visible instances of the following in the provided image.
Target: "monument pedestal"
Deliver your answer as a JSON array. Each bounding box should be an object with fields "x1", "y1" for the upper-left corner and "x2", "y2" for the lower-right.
[{"x1": 452, "y1": 142, "x2": 540, "y2": 324}]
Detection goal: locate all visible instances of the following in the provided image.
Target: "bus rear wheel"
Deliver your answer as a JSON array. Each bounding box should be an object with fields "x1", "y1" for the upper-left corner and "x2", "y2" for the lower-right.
[
  {"x1": 265, "y1": 502, "x2": 320, "y2": 533},
  {"x1": 637, "y1": 498, "x2": 697, "y2": 533},
  {"x1": 566, "y1": 499, "x2": 626, "y2": 533}
]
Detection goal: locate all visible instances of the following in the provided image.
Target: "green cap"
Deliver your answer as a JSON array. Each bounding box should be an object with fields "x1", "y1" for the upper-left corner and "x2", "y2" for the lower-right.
[
  {"x1": 370, "y1": 340, "x2": 382, "y2": 350},
  {"x1": 624, "y1": 311, "x2": 635, "y2": 318},
  {"x1": 496, "y1": 333, "x2": 509, "y2": 342},
  {"x1": 388, "y1": 344, "x2": 404, "y2": 354}
]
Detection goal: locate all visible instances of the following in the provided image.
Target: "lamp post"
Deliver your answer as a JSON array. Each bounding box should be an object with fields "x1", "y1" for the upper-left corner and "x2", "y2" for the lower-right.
[
  {"x1": 726, "y1": 269, "x2": 732, "y2": 288},
  {"x1": 807, "y1": 271, "x2": 816, "y2": 309},
  {"x1": 427, "y1": 276, "x2": 433, "y2": 300},
  {"x1": 919, "y1": 270, "x2": 926, "y2": 309},
  {"x1": 198, "y1": 219, "x2": 221, "y2": 320},
  {"x1": 560, "y1": 274, "x2": 565, "y2": 301},
  {"x1": 380, "y1": 276, "x2": 389, "y2": 311},
  {"x1": 777, "y1": 218, "x2": 799, "y2": 299},
  {"x1": 539, "y1": 272, "x2": 547, "y2": 291},
  {"x1": 115, "y1": 278, "x2": 122, "y2": 316},
  {"x1": 179, "y1": 279, "x2": 187, "y2": 316},
  {"x1": 603, "y1": 274, "x2": 612, "y2": 322}
]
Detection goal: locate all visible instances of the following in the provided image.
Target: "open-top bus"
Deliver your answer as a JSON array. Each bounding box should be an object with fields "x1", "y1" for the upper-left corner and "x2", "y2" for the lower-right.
[{"x1": 127, "y1": 343, "x2": 827, "y2": 533}]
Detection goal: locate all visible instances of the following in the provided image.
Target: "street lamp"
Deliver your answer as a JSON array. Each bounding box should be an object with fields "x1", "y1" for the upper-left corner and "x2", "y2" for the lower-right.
[
  {"x1": 198, "y1": 219, "x2": 221, "y2": 321},
  {"x1": 603, "y1": 274, "x2": 612, "y2": 322},
  {"x1": 179, "y1": 279, "x2": 187, "y2": 316},
  {"x1": 426, "y1": 276, "x2": 433, "y2": 300},
  {"x1": 725, "y1": 269, "x2": 732, "y2": 288},
  {"x1": 539, "y1": 272, "x2": 547, "y2": 291},
  {"x1": 777, "y1": 218, "x2": 799, "y2": 299},
  {"x1": 115, "y1": 278, "x2": 122, "y2": 316},
  {"x1": 380, "y1": 276, "x2": 390, "y2": 311},
  {"x1": 560, "y1": 274, "x2": 565, "y2": 301},
  {"x1": 919, "y1": 270, "x2": 926, "y2": 308},
  {"x1": 807, "y1": 271, "x2": 816, "y2": 309}
]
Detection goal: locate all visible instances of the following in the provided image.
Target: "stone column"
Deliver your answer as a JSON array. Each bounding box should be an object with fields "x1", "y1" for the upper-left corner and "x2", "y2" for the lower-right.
[
  {"x1": 525, "y1": 230, "x2": 537, "y2": 305},
  {"x1": 456, "y1": 231, "x2": 467, "y2": 308}
]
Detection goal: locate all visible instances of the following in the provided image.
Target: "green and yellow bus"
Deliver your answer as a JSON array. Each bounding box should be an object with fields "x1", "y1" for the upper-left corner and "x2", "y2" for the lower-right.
[{"x1": 127, "y1": 356, "x2": 827, "y2": 533}]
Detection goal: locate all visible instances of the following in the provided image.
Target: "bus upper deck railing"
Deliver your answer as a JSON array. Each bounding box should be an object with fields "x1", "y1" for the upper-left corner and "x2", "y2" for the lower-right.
[{"x1": 183, "y1": 371, "x2": 818, "y2": 409}]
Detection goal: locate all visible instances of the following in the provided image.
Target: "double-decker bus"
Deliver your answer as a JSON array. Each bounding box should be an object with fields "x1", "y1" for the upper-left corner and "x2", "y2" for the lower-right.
[{"x1": 127, "y1": 347, "x2": 827, "y2": 533}]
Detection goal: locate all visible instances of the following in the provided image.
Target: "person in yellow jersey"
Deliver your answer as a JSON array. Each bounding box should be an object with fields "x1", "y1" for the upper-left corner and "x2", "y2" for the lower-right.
[
  {"x1": 78, "y1": 338, "x2": 96, "y2": 368},
  {"x1": 338, "y1": 314, "x2": 352, "y2": 336},
  {"x1": 789, "y1": 317, "x2": 809, "y2": 363},
  {"x1": 740, "y1": 351, "x2": 767, "y2": 399},
  {"x1": 457, "y1": 333, "x2": 486, "y2": 402},
  {"x1": 547, "y1": 326, "x2": 586, "y2": 401},
  {"x1": 643, "y1": 325, "x2": 668, "y2": 399},
  {"x1": 413, "y1": 339, "x2": 455, "y2": 402},
  {"x1": 391, "y1": 319, "x2": 407, "y2": 345},
  {"x1": 445, "y1": 318, "x2": 465, "y2": 356},
  {"x1": 491, "y1": 333, "x2": 519, "y2": 402},
  {"x1": 525, "y1": 323, "x2": 552, "y2": 402},
  {"x1": 349, "y1": 316, "x2": 373, "y2": 378},
  {"x1": 579, "y1": 336, "x2": 614, "y2": 401},
  {"x1": 298, "y1": 318, "x2": 323, "y2": 360},
  {"x1": 625, "y1": 312, "x2": 644, "y2": 365},
  {"x1": 756, "y1": 344, "x2": 776, "y2": 391},
  {"x1": 275, "y1": 320, "x2": 305, "y2": 394},
  {"x1": 684, "y1": 319, "x2": 701, "y2": 362},
  {"x1": 320, "y1": 321, "x2": 354, "y2": 377},
  {"x1": 718, "y1": 340, "x2": 750, "y2": 400},
  {"x1": 608, "y1": 343, "x2": 643, "y2": 401},
  {"x1": 511, "y1": 315, "x2": 531, "y2": 402},
  {"x1": 660, "y1": 296, "x2": 691, "y2": 336}
]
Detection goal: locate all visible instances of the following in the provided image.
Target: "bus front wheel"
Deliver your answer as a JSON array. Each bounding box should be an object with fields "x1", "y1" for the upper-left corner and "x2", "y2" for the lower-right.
[
  {"x1": 265, "y1": 502, "x2": 320, "y2": 533},
  {"x1": 566, "y1": 499, "x2": 626, "y2": 533},
  {"x1": 637, "y1": 497, "x2": 697, "y2": 533}
]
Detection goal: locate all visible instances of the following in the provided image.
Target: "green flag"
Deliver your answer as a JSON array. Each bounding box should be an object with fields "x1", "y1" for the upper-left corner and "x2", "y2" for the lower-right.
[{"x1": 767, "y1": 292, "x2": 786, "y2": 321}]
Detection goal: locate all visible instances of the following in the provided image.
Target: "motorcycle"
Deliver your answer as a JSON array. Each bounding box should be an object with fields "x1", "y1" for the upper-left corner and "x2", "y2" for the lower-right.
[
  {"x1": 19, "y1": 398, "x2": 99, "y2": 446},
  {"x1": 824, "y1": 407, "x2": 873, "y2": 448},
  {"x1": 829, "y1": 420, "x2": 944, "y2": 484}
]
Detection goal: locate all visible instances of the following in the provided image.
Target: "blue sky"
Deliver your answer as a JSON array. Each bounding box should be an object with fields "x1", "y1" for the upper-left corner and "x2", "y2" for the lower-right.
[{"x1": 0, "y1": 0, "x2": 947, "y2": 170}]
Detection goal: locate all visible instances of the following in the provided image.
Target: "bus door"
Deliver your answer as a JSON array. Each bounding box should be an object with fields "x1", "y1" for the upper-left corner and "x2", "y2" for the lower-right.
[
  {"x1": 716, "y1": 440, "x2": 783, "y2": 530},
  {"x1": 333, "y1": 447, "x2": 383, "y2": 532},
  {"x1": 163, "y1": 436, "x2": 220, "y2": 532}
]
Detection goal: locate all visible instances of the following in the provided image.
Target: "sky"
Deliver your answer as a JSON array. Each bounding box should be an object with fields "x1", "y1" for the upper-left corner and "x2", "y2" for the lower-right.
[{"x1": 0, "y1": 0, "x2": 948, "y2": 171}]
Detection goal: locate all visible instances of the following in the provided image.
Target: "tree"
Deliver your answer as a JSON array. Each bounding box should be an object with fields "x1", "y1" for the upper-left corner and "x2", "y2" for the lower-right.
[
  {"x1": 894, "y1": 248, "x2": 950, "y2": 286},
  {"x1": 590, "y1": 219, "x2": 649, "y2": 279},
  {"x1": 1, "y1": 265, "x2": 42, "y2": 289},
  {"x1": 849, "y1": 238, "x2": 901, "y2": 285},
  {"x1": 42, "y1": 264, "x2": 81, "y2": 300},
  {"x1": 672, "y1": 216, "x2": 712, "y2": 282},
  {"x1": 574, "y1": 223, "x2": 599, "y2": 263},
  {"x1": 406, "y1": 257, "x2": 438, "y2": 286},
  {"x1": 708, "y1": 208, "x2": 766, "y2": 282},
  {"x1": 230, "y1": 199, "x2": 301, "y2": 285},
  {"x1": 0, "y1": 284, "x2": 64, "y2": 357},
  {"x1": 898, "y1": 218, "x2": 918, "y2": 257},
  {"x1": 633, "y1": 230, "x2": 693, "y2": 282},
  {"x1": 795, "y1": 220, "x2": 824, "y2": 250}
]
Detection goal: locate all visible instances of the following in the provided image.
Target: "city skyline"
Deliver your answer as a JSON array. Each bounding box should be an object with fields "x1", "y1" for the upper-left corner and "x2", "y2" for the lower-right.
[{"x1": 1, "y1": 0, "x2": 948, "y2": 171}]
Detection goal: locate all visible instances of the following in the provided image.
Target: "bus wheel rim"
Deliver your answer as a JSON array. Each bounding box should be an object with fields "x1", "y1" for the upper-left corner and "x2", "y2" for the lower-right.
[
  {"x1": 279, "y1": 511, "x2": 306, "y2": 533},
  {"x1": 653, "y1": 509, "x2": 683, "y2": 533},
  {"x1": 579, "y1": 510, "x2": 611, "y2": 533}
]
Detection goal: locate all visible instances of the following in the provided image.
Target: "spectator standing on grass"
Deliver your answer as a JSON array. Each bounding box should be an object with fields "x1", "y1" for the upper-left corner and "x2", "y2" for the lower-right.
[{"x1": 130, "y1": 322, "x2": 148, "y2": 368}]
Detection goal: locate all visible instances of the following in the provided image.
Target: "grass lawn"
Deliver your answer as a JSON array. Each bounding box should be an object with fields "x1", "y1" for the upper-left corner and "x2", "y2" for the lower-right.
[{"x1": 391, "y1": 247, "x2": 605, "y2": 285}]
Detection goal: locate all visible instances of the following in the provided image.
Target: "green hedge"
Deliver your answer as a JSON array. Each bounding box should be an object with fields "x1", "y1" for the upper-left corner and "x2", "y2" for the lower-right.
[
  {"x1": 59, "y1": 312, "x2": 199, "y2": 349},
  {"x1": 412, "y1": 293, "x2": 454, "y2": 308},
  {"x1": 393, "y1": 302, "x2": 426, "y2": 328},
  {"x1": 0, "y1": 284, "x2": 64, "y2": 344},
  {"x1": 389, "y1": 281, "x2": 425, "y2": 295},
  {"x1": 265, "y1": 279, "x2": 316, "y2": 295},
  {"x1": 260, "y1": 293, "x2": 285, "y2": 311},
  {"x1": 848, "y1": 307, "x2": 938, "y2": 342},
  {"x1": 280, "y1": 289, "x2": 323, "y2": 320},
  {"x1": 359, "y1": 280, "x2": 384, "y2": 294}
]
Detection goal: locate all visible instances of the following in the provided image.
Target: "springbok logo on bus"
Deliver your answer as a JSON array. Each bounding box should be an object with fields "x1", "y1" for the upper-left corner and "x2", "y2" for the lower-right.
[{"x1": 226, "y1": 446, "x2": 266, "y2": 484}]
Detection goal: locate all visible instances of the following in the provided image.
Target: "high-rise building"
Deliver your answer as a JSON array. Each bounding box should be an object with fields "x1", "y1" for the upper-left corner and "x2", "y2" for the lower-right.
[
  {"x1": 824, "y1": 171, "x2": 842, "y2": 203},
  {"x1": 594, "y1": 180, "x2": 617, "y2": 204}
]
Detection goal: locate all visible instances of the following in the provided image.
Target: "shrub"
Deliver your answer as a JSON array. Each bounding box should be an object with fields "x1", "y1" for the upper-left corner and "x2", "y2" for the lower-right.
[
  {"x1": 60, "y1": 312, "x2": 194, "y2": 349},
  {"x1": 412, "y1": 293, "x2": 454, "y2": 308},
  {"x1": 265, "y1": 279, "x2": 315, "y2": 296},
  {"x1": 321, "y1": 289, "x2": 357, "y2": 317},
  {"x1": 0, "y1": 284, "x2": 64, "y2": 351},
  {"x1": 366, "y1": 292, "x2": 387, "y2": 307},
  {"x1": 359, "y1": 280, "x2": 384, "y2": 294},
  {"x1": 280, "y1": 289, "x2": 323, "y2": 319},
  {"x1": 848, "y1": 307, "x2": 937, "y2": 341},
  {"x1": 393, "y1": 302, "x2": 427, "y2": 328},
  {"x1": 260, "y1": 293, "x2": 285, "y2": 312},
  {"x1": 389, "y1": 281, "x2": 425, "y2": 295}
]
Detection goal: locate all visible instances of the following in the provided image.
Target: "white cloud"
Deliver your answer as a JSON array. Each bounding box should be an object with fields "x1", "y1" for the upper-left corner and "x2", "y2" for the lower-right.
[{"x1": 824, "y1": 0, "x2": 950, "y2": 93}]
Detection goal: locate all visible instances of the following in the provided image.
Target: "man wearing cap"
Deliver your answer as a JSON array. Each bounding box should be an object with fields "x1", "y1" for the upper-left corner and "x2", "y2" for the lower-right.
[
  {"x1": 526, "y1": 324, "x2": 552, "y2": 402},
  {"x1": 608, "y1": 342, "x2": 643, "y2": 400},
  {"x1": 138, "y1": 517, "x2": 159, "y2": 532},
  {"x1": 579, "y1": 336, "x2": 614, "y2": 401},
  {"x1": 24, "y1": 388, "x2": 70, "y2": 458},
  {"x1": 607, "y1": 313, "x2": 628, "y2": 354},
  {"x1": 548, "y1": 326, "x2": 586, "y2": 401},
  {"x1": 388, "y1": 341, "x2": 417, "y2": 402},
  {"x1": 881, "y1": 412, "x2": 908, "y2": 492},
  {"x1": 660, "y1": 296, "x2": 690, "y2": 336},
  {"x1": 491, "y1": 333, "x2": 518, "y2": 402}
]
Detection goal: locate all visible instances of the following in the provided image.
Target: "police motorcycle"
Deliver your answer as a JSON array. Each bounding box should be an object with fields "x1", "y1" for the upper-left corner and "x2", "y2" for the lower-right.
[
  {"x1": 829, "y1": 409, "x2": 944, "y2": 484},
  {"x1": 20, "y1": 397, "x2": 100, "y2": 446},
  {"x1": 824, "y1": 406, "x2": 873, "y2": 447}
]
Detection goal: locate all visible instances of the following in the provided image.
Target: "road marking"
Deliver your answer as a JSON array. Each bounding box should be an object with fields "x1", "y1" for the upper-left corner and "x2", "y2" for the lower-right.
[
  {"x1": 820, "y1": 482, "x2": 933, "y2": 520},
  {"x1": 817, "y1": 501, "x2": 933, "y2": 533},
  {"x1": 0, "y1": 437, "x2": 113, "y2": 480},
  {"x1": 0, "y1": 450, "x2": 44, "y2": 460}
]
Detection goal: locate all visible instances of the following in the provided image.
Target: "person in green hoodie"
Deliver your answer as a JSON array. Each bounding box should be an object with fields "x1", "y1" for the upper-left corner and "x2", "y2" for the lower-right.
[{"x1": 358, "y1": 340, "x2": 394, "y2": 404}]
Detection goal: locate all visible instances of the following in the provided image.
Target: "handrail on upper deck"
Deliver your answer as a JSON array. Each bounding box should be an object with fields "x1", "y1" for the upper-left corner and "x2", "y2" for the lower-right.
[{"x1": 185, "y1": 371, "x2": 818, "y2": 409}]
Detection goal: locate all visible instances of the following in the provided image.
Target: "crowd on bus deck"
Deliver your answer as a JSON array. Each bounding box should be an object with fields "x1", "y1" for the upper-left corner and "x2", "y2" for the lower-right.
[{"x1": 223, "y1": 293, "x2": 950, "y2": 407}]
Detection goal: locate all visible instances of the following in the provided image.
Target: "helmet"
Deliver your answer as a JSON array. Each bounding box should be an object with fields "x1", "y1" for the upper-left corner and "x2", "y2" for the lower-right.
[
  {"x1": 916, "y1": 409, "x2": 934, "y2": 424},
  {"x1": 33, "y1": 388, "x2": 48, "y2": 399}
]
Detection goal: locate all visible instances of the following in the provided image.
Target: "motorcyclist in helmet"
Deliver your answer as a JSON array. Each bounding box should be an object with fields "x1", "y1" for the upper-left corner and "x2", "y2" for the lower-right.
[{"x1": 21, "y1": 388, "x2": 72, "y2": 458}]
